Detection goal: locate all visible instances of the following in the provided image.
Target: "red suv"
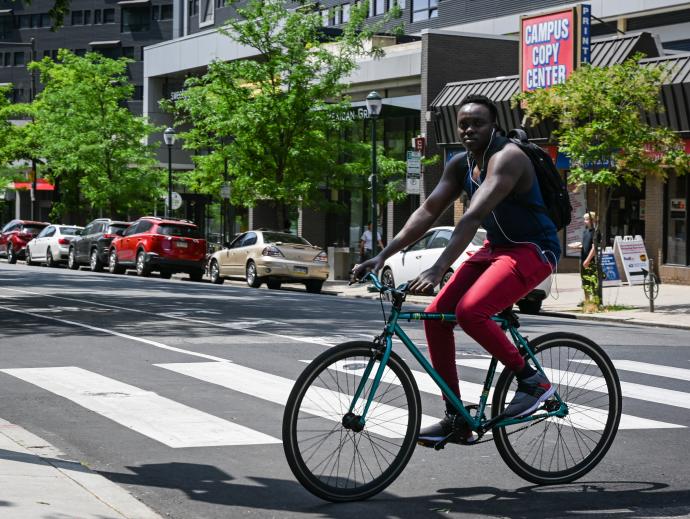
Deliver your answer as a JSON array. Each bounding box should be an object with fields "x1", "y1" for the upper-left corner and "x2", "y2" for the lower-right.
[
  {"x1": 108, "y1": 217, "x2": 207, "y2": 281},
  {"x1": 0, "y1": 219, "x2": 49, "y2": 264}
]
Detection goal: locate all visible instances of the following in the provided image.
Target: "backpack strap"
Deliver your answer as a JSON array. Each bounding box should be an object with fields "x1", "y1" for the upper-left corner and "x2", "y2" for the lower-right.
[{"x1": 507, "y1": 128, "x2": 529, "y2": 144}]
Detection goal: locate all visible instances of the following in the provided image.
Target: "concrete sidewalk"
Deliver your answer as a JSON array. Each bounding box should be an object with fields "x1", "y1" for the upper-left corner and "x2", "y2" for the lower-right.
[
  {"x1": 0, "y1": 417, "x2": 160, "y2": 519},
  {"x1": 323, "y1": 272, "x2": 690, "y2": 330}
]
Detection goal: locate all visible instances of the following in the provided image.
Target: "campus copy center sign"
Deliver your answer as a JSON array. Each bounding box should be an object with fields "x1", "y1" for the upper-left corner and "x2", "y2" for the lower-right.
[{"x1": 520, "y1": 5, "x2": 591, "y2": 92}]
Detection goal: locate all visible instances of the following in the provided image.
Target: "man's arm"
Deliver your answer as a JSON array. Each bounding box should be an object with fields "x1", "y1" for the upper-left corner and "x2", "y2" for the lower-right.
[{"x1": 408, "y1": 144, "x2": 531, "y2": 293}]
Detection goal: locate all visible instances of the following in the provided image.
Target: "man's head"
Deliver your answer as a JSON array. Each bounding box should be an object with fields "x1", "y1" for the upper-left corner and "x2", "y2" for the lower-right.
[{"x1": 457, "y1": 94, "x2": 499, "y2": 155}]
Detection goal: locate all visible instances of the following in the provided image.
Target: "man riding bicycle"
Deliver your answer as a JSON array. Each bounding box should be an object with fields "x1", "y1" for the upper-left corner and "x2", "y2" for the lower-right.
[{"x1": 353, "y1": 95, "x2": 560, "y2": 447}]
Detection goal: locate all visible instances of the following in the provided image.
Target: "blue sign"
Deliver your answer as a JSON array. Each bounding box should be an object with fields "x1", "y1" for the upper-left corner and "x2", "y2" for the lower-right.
[
  {"x1": 581, "y1": 4, "x2": 591, "y2": 64},
  {"x1": 555, "y1": 152, "x2": 615, "y2": 170},
  {"x1": 601, "y1": 251, "x2": 621, "y2": 287},
  {"x1": 445, "y1": 148, "x2": 466, "y2": 164}
]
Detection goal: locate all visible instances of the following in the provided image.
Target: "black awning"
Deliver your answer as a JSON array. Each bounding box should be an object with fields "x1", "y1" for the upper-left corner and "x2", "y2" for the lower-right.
[
  {"x1": 430, "y1": 32, "x2": 666, "y2": 145},
  {"x1": 641, "y1": 53, "x2": 690, "y2": 133}
]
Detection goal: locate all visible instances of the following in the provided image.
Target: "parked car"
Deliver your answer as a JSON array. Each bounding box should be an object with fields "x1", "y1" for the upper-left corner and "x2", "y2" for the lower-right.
[
  {"x1": 26, "y1": 225, "x2": 83, "y2": 267},
  {"x1": 380, "y1": 226, "x2": 552, "y2": 314},
  {"x1": 207, "y1": 230, "x2": 329, "y2": 293},
  {"x1": 68, "y1": 218, "x2": 129, "y2": 272},
  {"x1": 108, "y1": 217, "x2": 207, "y2": 281},
  {"x1": 0, "y1": 219, "x2": 49, "y2": 264}
]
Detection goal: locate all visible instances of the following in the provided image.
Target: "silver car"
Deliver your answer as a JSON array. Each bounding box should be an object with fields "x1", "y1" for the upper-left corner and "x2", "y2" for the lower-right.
[
  {"x1": 208, "y1": 230, "x2": 329, "y2": 293},
  {"x1": 26, "y1": 224, "x2": 83, "y2": 267}
]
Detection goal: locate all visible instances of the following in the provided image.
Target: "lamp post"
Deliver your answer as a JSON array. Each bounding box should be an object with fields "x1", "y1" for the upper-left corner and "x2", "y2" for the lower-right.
[
  {"x1": 163, "y1": 127, "x2": 176, "y2": 218},
  {"x1": 365, "y1": 91, "x2": 383, "y2": 257}
]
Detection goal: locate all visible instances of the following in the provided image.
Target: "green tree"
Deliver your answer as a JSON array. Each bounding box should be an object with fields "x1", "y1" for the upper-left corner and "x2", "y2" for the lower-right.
[
  {"x1": 167, "y1": 0, "x2": 404, "y2": 231},
  {"x1": 29, "y1": 50, "x2": 162, "y2": 221},
  {"x1": 516, "y1": 54, "x2": 690, "y2": 306}
]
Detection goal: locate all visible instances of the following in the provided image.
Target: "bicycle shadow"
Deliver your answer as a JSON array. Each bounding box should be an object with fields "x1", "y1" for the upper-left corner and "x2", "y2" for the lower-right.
[{"x1": 98, "y1": 462, "x2": 690, "y2": 518}]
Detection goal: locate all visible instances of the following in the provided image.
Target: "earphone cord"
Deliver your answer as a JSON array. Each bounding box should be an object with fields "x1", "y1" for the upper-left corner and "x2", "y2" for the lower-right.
[{"x1": 466, "y1": 132, "x2": 559, "y2": 300}]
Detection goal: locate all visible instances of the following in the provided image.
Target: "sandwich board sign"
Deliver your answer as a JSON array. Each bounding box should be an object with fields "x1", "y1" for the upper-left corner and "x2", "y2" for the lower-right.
[{"x1": 613, "y1": 235, "x2": 649, "y2": 285}]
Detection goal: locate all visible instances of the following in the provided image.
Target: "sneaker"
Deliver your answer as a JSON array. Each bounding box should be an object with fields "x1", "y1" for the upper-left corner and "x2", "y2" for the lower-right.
[
  {"x1": 417, "y1": 411, "x2": 476, "y2": 447},
  {"x1": 503, "y1": 371, "x2": 556, "y2": 418}
]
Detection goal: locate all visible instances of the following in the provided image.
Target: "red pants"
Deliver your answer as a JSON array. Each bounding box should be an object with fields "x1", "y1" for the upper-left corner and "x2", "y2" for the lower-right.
[{"x1": 424, "y1": 242, "x2": 553, "y2": 400}]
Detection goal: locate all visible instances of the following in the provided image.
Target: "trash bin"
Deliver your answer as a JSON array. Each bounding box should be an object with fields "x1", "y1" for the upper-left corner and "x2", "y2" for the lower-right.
[{"x1": 328, "y1": 247, "x2": 352, "y2": 280}]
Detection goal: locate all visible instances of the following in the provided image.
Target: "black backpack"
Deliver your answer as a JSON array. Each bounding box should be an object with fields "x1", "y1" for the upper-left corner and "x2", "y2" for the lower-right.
[{"x1": 507, "y1": 128, "x2": 572, "y2": 231}]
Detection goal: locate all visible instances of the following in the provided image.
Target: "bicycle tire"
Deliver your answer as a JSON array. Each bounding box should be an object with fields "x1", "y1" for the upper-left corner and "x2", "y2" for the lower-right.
[
  {"x1": 643, "y1": 274, "x2": 659, "y2": 300},
  {"x1": 492, "y1": 332, "x2": 622, "y2": 485},
  {"x1": 283, "y1": 341, "x2": 421, "y2": 502}
]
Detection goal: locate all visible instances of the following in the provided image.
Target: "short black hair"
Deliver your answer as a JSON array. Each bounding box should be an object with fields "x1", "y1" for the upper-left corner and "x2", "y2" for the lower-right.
[{"x1": 458, "y1": 94, "x2": 498, "y2": 123}]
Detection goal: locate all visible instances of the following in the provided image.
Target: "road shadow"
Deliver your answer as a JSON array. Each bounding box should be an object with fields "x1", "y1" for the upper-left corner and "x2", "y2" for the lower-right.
[{"x1": 99, "y1": 462, "x2": 690, "y2": 518}]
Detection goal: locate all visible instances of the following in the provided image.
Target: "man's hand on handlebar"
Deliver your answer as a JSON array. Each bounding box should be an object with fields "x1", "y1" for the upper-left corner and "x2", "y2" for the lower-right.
[
  {"x1": 351, "y1": 255, "x2": 385, "y2": 283},
  {"x1": 408, "y1": 265, "x2": 444, "y2": 295}
]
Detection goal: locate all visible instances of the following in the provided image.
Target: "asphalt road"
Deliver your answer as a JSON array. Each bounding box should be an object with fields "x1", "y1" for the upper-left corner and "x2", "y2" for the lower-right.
[{"x1": 1, "y1": 262, "x2": 689, "y2": 519}]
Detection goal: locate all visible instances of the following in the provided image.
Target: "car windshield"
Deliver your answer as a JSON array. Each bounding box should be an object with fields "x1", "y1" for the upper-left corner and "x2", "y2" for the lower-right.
[
  {"x1": 22, "y1": 225, "x2": 46, "y2": 234},
  {"x1": 60, "y1": 227, "x2": 80, "y2": 236},
  {"x1": 108, "y1": 224, "x2": 128, "y2": 234},
  {"x1": 262, "y1": 232, "x2": 310, "y2": 245},
  {"x1": 157, "y1": 224, "x2": 202, "y2": 239}
]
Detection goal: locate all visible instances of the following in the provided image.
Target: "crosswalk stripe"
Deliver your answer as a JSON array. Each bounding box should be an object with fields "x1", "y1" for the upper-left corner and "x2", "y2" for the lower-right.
[
  {"x1": 304, "y1": 360, "x2": 683, "y2": 430},
  {"x1": 456, "y1": 358, "x2": 690, "y2": 411},
  {"x1": 157, "y1": 362, "x2": 439, "y2": 437},
  {"x1": 570, "y1": 359, "x2": 690, "y2": 382},
  {"x1": 0, "y1": 367, "x2": 280, "y2": 448}
]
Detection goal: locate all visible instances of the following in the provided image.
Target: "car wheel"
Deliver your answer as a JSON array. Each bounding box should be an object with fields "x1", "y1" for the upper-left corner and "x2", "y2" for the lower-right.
[
  {"x1": 159, "y1": 271, "x2": 172, "y2": 279},
  {"x1": 267, "y1": 279, "x2": 281, "y2": 290},
  {"x1": 440, "y1": 269, "x2": 453, "y2": 289},
  {"x1": 68, "y1": 248, "x2": 80, "y2": 270},
  {"x1": 109, "y1": 250, "x2": 125, "y2": 274},
  {"x1": 381, "y1": 267, "x2": 395, "y2": 288},
  {"x1": 246, "y1": 261, "x2": 262, "y2": 288},
  {"x1": 305, "y1": 279, "x2": 324, "y2": 294},
  {"x1": 90, "y1": 249, "x2": 103, "y2": 272},
  {"x1": 210, "y1": 260, "x2": 224, "y2": 285},
  {"x1": 7, "y1": 244, "x2": 17, "y2": 264},
  {"x1": 26, "y1": 247, "x2": 36, "y2": 266},
  {"x1": 45, "y1": 248, "x2": 55, "y2": 268},
  {"x1": 135, "y1": 250, "x2": 151, "y2": 277},
  {"x1": 517, "y1": 299, "x2": 542, "y2": 315},
  {"x1": 189, "y1": 269, "x2": 204, "y2": 282}
]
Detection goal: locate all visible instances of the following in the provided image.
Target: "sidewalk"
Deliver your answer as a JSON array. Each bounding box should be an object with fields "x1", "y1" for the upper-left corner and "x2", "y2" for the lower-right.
[
  {"x1": 0, "y1": 417, "x2": 160, "y2": 519},
  {"x1": 323, "y1": 272, "x2": 690, "y2": 330}
]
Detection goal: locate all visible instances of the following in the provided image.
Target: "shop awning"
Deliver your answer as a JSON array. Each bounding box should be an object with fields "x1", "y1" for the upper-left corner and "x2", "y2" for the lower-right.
[
  {"x1": 117, "y1": 0, "x2": 150, "y2": 5},
  {"x1": 0, "y1": 9, "x2": 14, "y2": 15},
  {"x1": 430, "y1": 32, "x2": 664, "y2": 146},
  {"x1": 10, "y1": 179, "x2": 55, "y2": 191},
  {"x1": 89, "y1": 40, "x2": 121, "y2": 48},
  {"x1": 641, "y1": 53, "x2": 690, "y2": 133}
]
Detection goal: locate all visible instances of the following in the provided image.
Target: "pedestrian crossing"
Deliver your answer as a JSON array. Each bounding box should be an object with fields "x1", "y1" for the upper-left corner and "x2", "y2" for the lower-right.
[{"x1": 1, "y1": 354, "x2": 688, "y2": 448}]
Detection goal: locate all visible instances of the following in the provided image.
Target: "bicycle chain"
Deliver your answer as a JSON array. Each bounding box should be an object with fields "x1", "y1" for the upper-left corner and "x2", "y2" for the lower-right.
[{"x1": 473, "y1": 416, "x2": 549, "y2": 445}]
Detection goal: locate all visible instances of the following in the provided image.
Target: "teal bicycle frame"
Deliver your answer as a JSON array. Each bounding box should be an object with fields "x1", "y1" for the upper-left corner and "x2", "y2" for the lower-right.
[{"x1": 349, "y1": 277, "x2": 569, "y2": 434}]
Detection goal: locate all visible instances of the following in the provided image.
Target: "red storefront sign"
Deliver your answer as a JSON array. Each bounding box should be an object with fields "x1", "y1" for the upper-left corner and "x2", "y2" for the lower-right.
[
  {"x1": 520, "y1": 6, "x2": 590, "y2": 92},
  {"x1": 10, "y1": 178, "x2": 55, "y2": 191},
  {"x1": 643, "y1": 138, "x2": 690, "y2": 160}
]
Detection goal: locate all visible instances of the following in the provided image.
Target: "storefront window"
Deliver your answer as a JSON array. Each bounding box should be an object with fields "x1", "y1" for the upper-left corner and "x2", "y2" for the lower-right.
[{"x1": 665, "y1": 173, "x2": 688, "y2": 265}]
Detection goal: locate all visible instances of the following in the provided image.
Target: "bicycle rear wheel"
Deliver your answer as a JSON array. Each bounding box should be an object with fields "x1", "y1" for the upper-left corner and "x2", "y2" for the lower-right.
[
  {"x1": 282, "y1": 341, "x2": 421, "y2": 502},
  {"x1": 492, "y1": 332, "x2": 622, "y2": 485}
]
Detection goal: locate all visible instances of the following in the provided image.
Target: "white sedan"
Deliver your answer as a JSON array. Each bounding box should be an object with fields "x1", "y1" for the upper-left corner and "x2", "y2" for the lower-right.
[
  {"x1": 380, "y1": 226, "x2": 551, "y2": 314},
  {"x1": 26, "y1": 224, "x2": 83, "y2": 267}
]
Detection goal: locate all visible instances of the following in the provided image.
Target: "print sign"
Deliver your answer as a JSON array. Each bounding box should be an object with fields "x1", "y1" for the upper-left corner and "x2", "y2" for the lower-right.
[{"x1": 520, "y1": 5, "x2": 591, "y2": 92}]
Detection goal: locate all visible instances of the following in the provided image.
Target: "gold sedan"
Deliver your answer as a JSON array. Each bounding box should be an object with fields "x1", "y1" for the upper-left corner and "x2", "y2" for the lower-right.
[{"x1": 208, "y1": 230, "x2": 329, "y2": 293}]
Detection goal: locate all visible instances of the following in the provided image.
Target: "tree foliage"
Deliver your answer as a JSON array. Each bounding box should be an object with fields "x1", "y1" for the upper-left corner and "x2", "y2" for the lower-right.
[
  {"x1": 166, "y1": 0, "x2": 405, "y2": 229},
  {"x1": 515, "y1": 54, "x2": 689, "y2": 189},
  {"x1": 29, "y1": 50, "x2": 162, "y2": 219}
]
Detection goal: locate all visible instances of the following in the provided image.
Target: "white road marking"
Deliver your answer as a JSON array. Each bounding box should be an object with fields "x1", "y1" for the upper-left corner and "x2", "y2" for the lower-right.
[
  {"x1": 0, "y1": 367, "x2": 280, "y2": 447},
  {"x1": 299, "y1": 360, "x2": 683, "y2": 430},
  {"x1": 157, "y1": 361, "x2": 438, "y2": 437},
  {"x1": 456, "y1": 358, "x2": 690, "y2": 410},
  {"x1": 0, "y1": 303, "x2": 228, "y2": 362},
  {"x1": 571, "y1": 358, "x2": 690, "y2": 382}
]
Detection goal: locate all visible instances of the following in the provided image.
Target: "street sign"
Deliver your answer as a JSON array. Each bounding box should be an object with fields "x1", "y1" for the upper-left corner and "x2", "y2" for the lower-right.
[
  {"x1": 406, "y1": 151, "x2": 422, "y2": 195},
  {"x1": 165, "y1": 191, "x2": 183, "y2": 210},
  {"x1": 220, "y1": 182, "x2": 231, "y2": 199},
  {"x1": 414, "y1": 136, "x2": 426, "y2": 154}
]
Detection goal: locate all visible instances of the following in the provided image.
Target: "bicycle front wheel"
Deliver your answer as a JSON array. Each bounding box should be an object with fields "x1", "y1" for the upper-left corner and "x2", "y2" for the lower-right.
[
  {"x1": 492, "y1": 332, "x2": 622, "y2": 485},
  {"x1": 282, "y1": 341, "x2": 421, "y2": 502}
]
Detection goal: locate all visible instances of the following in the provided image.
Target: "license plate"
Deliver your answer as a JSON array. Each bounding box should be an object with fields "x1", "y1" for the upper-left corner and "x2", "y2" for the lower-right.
[
  {"x1": 294, "y1": 266, "x2": 308, "y2": 274},
  {"x1": 176, "y1": 241, "x2": 188, "y2": 248}
]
